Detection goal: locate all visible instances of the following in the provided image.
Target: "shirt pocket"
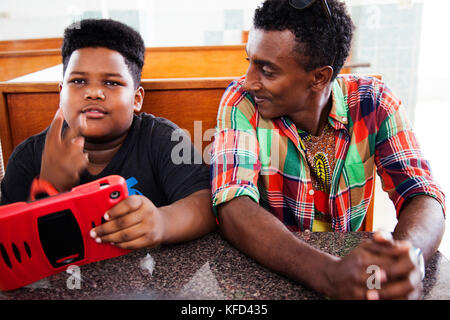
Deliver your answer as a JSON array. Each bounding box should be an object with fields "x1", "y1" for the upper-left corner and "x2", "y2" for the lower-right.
[{"x1": 344, "y1": 155, "x2": 375, "y2": 209}]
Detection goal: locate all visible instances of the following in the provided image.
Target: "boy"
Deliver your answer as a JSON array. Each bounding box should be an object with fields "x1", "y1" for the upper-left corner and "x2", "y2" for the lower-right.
[{"x1": 0, "y1": 19, "x2": 216, "y2": 249}]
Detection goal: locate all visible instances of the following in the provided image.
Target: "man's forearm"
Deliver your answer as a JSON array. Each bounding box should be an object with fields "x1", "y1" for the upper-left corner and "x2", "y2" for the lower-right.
[
  {"x1": 393, "y1": 195, "x2": 445, "y2": 261},
  {"x1": 217, "y1": 196, "x2": 339, "y2": 296}
]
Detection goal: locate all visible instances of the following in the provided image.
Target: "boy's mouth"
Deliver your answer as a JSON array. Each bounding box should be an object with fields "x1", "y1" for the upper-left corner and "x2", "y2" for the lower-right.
[{"x1": 81, "y1": 105, "x2": 107, "y2": 119}]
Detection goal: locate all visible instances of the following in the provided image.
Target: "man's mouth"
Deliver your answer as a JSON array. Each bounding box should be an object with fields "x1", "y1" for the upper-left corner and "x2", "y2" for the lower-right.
[{"x1": 254, "y1": 96, "x2": 267, "y2": 105}]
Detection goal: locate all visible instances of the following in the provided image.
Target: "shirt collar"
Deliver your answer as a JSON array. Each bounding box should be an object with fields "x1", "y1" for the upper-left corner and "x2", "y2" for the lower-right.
[
  {"x1": 328, "y1": 78, "x2": 349, "y2": 130},
  {"x1": 273, "y1": 78, "x2": 349, "y2": 147}
]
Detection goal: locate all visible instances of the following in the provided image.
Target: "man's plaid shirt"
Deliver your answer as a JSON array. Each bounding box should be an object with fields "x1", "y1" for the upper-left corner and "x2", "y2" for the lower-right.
[{"x1": 210, "y1": 75, "x2": 446, "y2": 232}]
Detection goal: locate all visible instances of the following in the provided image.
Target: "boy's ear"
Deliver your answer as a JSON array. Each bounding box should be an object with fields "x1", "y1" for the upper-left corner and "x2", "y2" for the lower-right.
[
  {"x1": 58, "y1": 82, "x2": 63, "y2": 92},
  {"x1": 133, "y1": 86, "x2": 145, "y2": 112}
]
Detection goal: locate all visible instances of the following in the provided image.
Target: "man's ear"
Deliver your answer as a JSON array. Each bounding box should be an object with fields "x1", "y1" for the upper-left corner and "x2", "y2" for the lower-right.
[
  {"x1": 312, "y1": 66, "x2": 334, "y2": 91},
  {"x1": 58, "y1": 82, "x2": 63, "y2": 92},
  {"x1": 134, "y1": 86, "x2": 145, "y2": 112}
]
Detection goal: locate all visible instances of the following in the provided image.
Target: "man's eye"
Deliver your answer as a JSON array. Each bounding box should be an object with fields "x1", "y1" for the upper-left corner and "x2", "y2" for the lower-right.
[{"x1": 262, "y1": 69, "x2": 274, "y2": 77}]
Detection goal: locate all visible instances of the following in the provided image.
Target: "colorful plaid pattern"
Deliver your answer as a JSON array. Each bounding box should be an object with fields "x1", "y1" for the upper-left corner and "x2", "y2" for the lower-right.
[{"x1": 210, "y1": 75, "x2": 446, "y2": 232}]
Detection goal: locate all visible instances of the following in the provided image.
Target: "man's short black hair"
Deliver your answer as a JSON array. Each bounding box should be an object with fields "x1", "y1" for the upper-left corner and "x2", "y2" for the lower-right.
[
  {"x1": 62, "y1": 19, "x2": 145, "y2": 88},
  {"x1": 254, "y1": 0, "x2": 354, "y2": 81}
]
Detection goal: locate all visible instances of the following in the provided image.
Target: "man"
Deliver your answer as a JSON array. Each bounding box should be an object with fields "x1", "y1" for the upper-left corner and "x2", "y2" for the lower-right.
[{"x1": 210, "y1": 0, "x2": 445, "y2": 299}]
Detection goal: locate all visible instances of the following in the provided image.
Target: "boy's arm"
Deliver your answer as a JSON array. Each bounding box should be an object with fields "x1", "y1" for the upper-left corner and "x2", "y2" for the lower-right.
[
  {"x1": 90, "y1": 189, "x2": 216, "y2": 248},
  {"x1": 158, "y1": 189, "x2": 216, "y2": 244}
]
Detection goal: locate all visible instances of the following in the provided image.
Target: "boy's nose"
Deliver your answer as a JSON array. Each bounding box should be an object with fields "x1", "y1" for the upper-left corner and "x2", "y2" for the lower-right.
[{"x1": 84, "y1": 88, "x2": 105, "y2": 100}]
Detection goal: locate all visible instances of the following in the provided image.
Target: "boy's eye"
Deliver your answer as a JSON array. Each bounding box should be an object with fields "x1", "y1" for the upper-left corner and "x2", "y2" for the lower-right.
[
  {"x1": 71, "y1": 79, "x2": 86, "y2": 84},
  {"x1": 105, "y1": 80, "x2": 121, "y2": 86}
]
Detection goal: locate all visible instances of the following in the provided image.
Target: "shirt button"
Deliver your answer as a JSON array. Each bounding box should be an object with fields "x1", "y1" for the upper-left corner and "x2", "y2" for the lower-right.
[{"x1": 309, "y1": 189, "x2": 315, "y2": 196}]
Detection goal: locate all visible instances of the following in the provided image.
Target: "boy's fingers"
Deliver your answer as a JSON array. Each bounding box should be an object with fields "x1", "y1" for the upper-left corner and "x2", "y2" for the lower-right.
[
  {"x1": 91, "y1": 210, "x2": 143, "y2": 237},
  {"x1": 62, "y1": 113, "x2": 87, "y2": 144},
  {"x1": 63, "y1": 124, "x2": 84, "y2": 146},
  {"x1": 93, "y1": 223, "x2": 147, "y2": 246},
  {"x1": 46, "y1": 108, "x2": 64, "y2": 145},
  {"x1": 105, "y1": 196, "x2": 145, "y2": 220},
  {"x1": 114, "y1": 236, "x2": 154, "y2": 250}
]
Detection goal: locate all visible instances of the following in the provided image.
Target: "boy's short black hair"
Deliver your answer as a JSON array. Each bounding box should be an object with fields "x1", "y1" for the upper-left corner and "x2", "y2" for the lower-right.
[
  {"x1": 254, "y1": 0, "x2": 354, "y2": 81},
  {"x1": 62, "y1": 19, "x2": 145, "y2": 88}
]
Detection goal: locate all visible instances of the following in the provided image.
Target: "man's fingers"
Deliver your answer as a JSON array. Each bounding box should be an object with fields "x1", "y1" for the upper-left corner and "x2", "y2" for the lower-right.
[
  {"x1": 363, "y1": 236, "x2": 412, "y2": 258},
  {"x1": 377, "y1": 274, "x2": 422, "y2": 299},
  {"x1": 383, "y1": 251, "x2": 418, "y2": 281},
  {"x1": 372, "y1": 230, "x2": 394, "y2": 244}
]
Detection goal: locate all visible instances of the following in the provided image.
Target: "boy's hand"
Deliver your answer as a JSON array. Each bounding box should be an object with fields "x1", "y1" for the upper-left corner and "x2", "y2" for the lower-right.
[
  {"x1": 40, "y1": 109, "x2": 89, "y2": 192},
  {"x1": 89, "y1": 195, "x2": 166, "y2": 250}
]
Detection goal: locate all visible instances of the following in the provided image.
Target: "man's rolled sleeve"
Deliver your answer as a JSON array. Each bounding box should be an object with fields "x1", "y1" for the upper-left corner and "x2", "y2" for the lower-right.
[
  {"x1": 210, "y1": 82, "x2": 262, "y2": 216},
  {"x1": 375, "y1": 91, "x2": 446, "y2": 217}
]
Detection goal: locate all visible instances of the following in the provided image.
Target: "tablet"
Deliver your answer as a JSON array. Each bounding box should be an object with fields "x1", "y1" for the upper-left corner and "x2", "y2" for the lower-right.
[{"x1": 0, "y1": 175, "x2": 130, "y2": 291}]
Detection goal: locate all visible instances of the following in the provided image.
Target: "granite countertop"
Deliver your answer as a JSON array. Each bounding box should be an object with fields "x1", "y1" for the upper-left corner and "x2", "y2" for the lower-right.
[{"x1": 1, "y1": 231, "x2": 449, "y2": 300}]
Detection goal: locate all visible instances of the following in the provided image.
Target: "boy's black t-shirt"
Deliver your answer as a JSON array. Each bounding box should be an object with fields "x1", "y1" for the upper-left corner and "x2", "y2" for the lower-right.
[{"x1": 0, "y1": 113, "x2": 210, "y2": 206}]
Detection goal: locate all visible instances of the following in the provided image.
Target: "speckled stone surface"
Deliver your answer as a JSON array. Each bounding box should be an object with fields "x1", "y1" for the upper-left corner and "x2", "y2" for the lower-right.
[{"x1": 0, "y1": 231, "x2": 448, "y2": 300}]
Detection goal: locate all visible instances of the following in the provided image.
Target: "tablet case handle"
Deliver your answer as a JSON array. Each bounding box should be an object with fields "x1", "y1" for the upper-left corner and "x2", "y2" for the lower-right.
[{"x1": 29, "y1": 177, "x2": 59, "y2": 201}]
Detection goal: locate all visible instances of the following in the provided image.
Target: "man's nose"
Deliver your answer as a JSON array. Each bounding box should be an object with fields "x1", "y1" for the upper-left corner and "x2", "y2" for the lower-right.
[
  {"x1": 242, "y1": 65, "x2": 262, "y2": 92},
  {"x1": 84, "y1": 87, "x2": 105, "y2": 100}
]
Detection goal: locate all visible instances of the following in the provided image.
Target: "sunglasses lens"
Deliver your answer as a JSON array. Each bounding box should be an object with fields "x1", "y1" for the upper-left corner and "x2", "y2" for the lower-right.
[{"x1": 289, "y1": 0, "x2": 315, "y2": 10}]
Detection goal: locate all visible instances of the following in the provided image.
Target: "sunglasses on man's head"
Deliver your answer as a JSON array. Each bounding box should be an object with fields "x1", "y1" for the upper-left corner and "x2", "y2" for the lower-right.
[
  {"x1": 289, "y1": 0, "x2": 333, "y2": 24},
  {"x1": 288, "y1": 0, "x2": 335, "y2": 66}
]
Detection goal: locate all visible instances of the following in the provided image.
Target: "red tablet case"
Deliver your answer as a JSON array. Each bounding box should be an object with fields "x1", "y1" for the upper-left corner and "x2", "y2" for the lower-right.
[{"x1": 0, "y1": 175, "x2": 131, "y2": 291}]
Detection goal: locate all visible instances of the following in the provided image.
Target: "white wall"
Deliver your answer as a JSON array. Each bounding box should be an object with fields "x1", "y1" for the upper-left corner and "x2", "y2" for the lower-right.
[
  {"x1": 0, "y1": 0, "x2": 263, "y2": 45},
  {"x1": 414, "y1": 0, "x2": 450, "y2": 259}
]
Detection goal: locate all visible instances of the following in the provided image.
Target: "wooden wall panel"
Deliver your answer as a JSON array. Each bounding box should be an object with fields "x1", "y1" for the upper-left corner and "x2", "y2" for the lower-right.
[
  {"x1": 0, "y1": 50, "x2": 61, "y2": 81},
  {"x1": 0, "y1": 38, "x2": 63, "y2": 52},
  {"x1": 142, "y1": 46, "x2": 247, "y2": 79},
  {"x1": 0, "y1": 42, "x2": 368, "y2": 82},
  {"x1": 7, "y1": 93, "x2": 59, "y2": 146},
  {"x1": 0, "y1": 38, "x2": 63, "y2": 81},
  {"x1": 0, "y1": 78, "x2": 232, "y2": 166},
  {"x1": 0, "y1": 45, "x2": 247, "y2": 82}
]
